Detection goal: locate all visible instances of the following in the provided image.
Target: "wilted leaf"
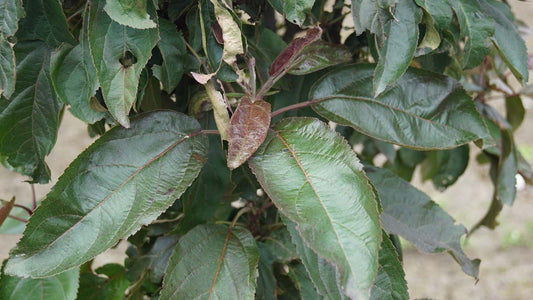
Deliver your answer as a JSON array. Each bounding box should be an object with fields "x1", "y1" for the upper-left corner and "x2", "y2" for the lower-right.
[
  {"x1": 88, "y1": 0, "x2": 159, "y2": 127},
  {"x1": 373, "y1": 0, "x2": 422, "y2": 96},
  {"x1": 0, "y1": 197, "x2": 15, "y2": 227},
  {"x1": 50, "y1": 5, "x2": 105, "y2": 124},
  {"x1": 365, "y1": 166, "x2": 480, "y2": 279},
  {"x1": 0, "y1": 262, "x2": 79, "y2": 300},
  {"x1": 227, "y1": 97, "x2": 271, "y2": 169},
  {"x1": 204, "y1": 80, "x2": 230, "y2": 140},
  {"x1": 0, "y1": 41, "x2": 63, "y2": 183},
  {"x1": 249, "y1": 118, "x2": 381, "y2": 299},
  {"x1": 287, "y1": 41, "x2": 352, "y2": 75},
  {"x1": 4, "y1": 111, "x2": 208, "y2": 277},
  {"x1": 310, "y1": 64, "x2": 489, "y2": 150},
  {"x1": 160, "y1": 224, "x2": 259, "y2": 300},
  {"x1": 210, "y1": 0, "x2": 243, "y2": 66},
  {"x1": 104, "y1": 0, "x2": 157, "y2": 29},
  {"x1": 16, "y1": 0, "x2": 76, "y2": 47}
]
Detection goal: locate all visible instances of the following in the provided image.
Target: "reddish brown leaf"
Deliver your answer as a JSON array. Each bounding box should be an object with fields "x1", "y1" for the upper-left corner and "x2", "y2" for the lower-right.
[
  {"x1": 227, "y1": 98, "x2": 271, "y2": 169},
  {"x1": 0, "y1": 197, "x2": 15, "y2": 227},
  {"x1": 268, "y1": 27, "x2": 322, "y2": 77}
]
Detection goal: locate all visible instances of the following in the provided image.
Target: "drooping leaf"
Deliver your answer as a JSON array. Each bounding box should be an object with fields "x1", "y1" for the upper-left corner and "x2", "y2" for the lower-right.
[
  {"x1": 160, "y1": 224, "x2": 259, "y2": 300},
  {"x1": 449, "y1": 0, "x2": 495, "y2": 69},
  {"x1": 0, "y1": 197, "x2": 15, "y2": 227},
  {"x1": 287, "y1": 41, "x2": 352, "y2": 75},
  {"x1": 78, "y1": 263, "x2": 130, "y2": 300},
  {"x1": 370, "y1": 233, "x2": 408, "y2": 300},
  {"x1": 373, "y1": 0, "x2": 422, "y2": 96},
  {"x1": 204, "y1": 80, "x2": 230, "y2": 140},
  {"x1": 421, "y1": 145, "x2": 469, "y2": 190},
  {"x1": 309, "y1": 64, "x2": 489, "y2": 150},
  {"x1": 0, "y1": 41, "x2": 63, "y2": 183},
  {"x1": 505, "y1": 95, "x2": 525, "y2": 131},
  {"x1": 152, "y1": 18, "x2": 187, "y2": 93},
  {"x1": 50, "y1": 5, "x2": 105, "y2": 124},
  {"x1": 227, "y1": 97, "x2": 271, "y2": 170},
  {"x1": 104, "y1": 0, "x2": 157, "y2": 29},
  {"x1": 88, "y1": 0, "x2": 159, "y2": 127},
  {"x1": 249, "y1": 118, "x2": 382, "y2": 299},
  {"x1": 480, "y1": 0, "x2": 528, "y2": 84},
  {"x1": 0, "y1": 262, "x2": 79, "y2": 300},
  {"x1": 16, "y1": 0, "x2": 76, "y2": 47},
  {"x1": 351, "y1": 0, "x2": 396, "y2": 36},
  {"x1": 4, "y1": 111, "x2": 208, "y2": 278},
  {"x1": 285, "y1": 218, "x2": 347, "y2": 300},
  {"x1": 210, "y1": 0, "x2": 244, "y2": 66},
  {"x1": 365, "y1": 166, "x2": 480, "y2": 279},
  {"x1": 284, "y1": 0, "x2": 315, "y2": 26},
  {"x1": 269, "y1": 27, "x2": 322, "y2": 77}
]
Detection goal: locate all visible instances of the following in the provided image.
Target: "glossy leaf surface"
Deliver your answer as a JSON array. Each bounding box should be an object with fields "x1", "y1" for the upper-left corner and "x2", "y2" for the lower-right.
[
  {"x1": 88, "y1": 0, "x2": 159, "y2": 127},
  {"x1": 5, "y1": 111, "x2": 208, "y2": 277},
  {"x1": 160, "y1": 224, "x2": 259, "y2": 300},
  {"x1": 373, "y1": 0, "x2": 421, "y2": 96},
  {"x1": 227, "y1": 97, "x2": 271, "y2": 169},
  {"x1": 249, "y1": 118, "x2": 381, "y2": 299},
  {"x1": 104, "y1": 0, "x2": 157, "y2": 29},
  {"x1": 365, "y1": 166, "x2": 480, "y2": 278},
  {"x1": 0, "y1": 262, "x2": 79, "y2": 300},
  {"x1": 310, "y1": 64, "x2": 489, "y2": 150},
  {"x1": 0, "y1": 41, "x2": 63, "y2": 183}
]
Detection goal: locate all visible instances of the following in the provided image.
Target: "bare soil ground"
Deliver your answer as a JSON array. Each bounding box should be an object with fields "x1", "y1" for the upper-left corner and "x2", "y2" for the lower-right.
[{"x1": 1, "y1": 2, "x2": 533, "y2": 299}]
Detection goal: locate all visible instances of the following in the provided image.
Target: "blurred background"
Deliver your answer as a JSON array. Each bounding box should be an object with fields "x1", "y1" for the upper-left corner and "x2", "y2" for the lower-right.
[{"x1": 1, "y1": 1, "x2": 533, "y2": 299}]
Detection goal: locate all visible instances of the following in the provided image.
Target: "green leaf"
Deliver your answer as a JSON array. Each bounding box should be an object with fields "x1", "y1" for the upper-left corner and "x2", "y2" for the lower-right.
[
  {"x1": 0, "y1": 262, "x2": 79, "y2": 300},
  {"x1": 160, "y1": 224, "x2": 259, "y2": 300},
  {"x1": 50, "y1": 6, "x2": 105, "y2": 124},
  {"x1": 152, "y1": 18, "x2": 187, "y2": 93},
  {"x1": 287, "y1": 41, "x2": 352, "y2": 75},
  {"x1": 449, "y1": 0, "x2": 495, "y2": 69},
  {"x1": 138, "y1": 76, "x2": 163, "y2": 112},
  {"x1": 351, "y1": 0, "x2": 396, "y2": 36},
  {"x1": 0, "y1": 0, "x2": 24, "y2": 36},
  {"x1": 104, "y1": 0, "x2": 157, "y2": 29},
  {"x1": 373, "y1": 0, "x2": 422, "y2": 96},
  {"x1": 284, "y1": 0, "x2": 315, "y2": 26},
  {"x1": 249, "y1": 118, "x2": 381, "y2": 299},
  {"x1": 414, "y1": 0, "x2": 452, "y2": 30},
  {"x1": 4, "y1": 111, "x2": 208, "y2": 277},
  {"x1": 421, "y1": 145, "x2": 469, "y2": 190},
  {"x1": 370, "y1": 233, "x2": 408, "y2": 300},
  {"x1": 287, "y1": 264, "x2": 322, "y2": 300},
  {"x1": 16, "y1": 0, "x2": 77, "y2": 47},
  {"x1": 309, "y1": 64, "x2": 489, "y2": 150},
  {"x1": 227, "y1": 97, "x2": 271, "y2": 170},
  {"x1": 78, "y1": 263, "x2": 130, "y2": 300},
  {"x1": 0, "y1": 37, "x2": 15, "y2": 99},
  {"x1": 0, "y1": 41, "x2": 63, "y2": 183},
  {"x1": 505, "y1": 95, "x2": 525, "y2": 131},
  {"x1": 285, "y1": 218, "x2": 347, "y2": 300},
  {"x1": 365, "y1": 166, "x2": 480, "y2": 279},
  {"x1": 480, "y1": 0, "x2": 528, "y2": 84},
  {"x1": 0, "y1": 197, "x2": 14, "y2": 227},
  {"x1": 262, "y1": 227, "x2": 298, "y2": 263},
  {"x1": 88, "y1": 0, "x2": 159, "y2": 128},
  {"x1": 256, "y1": 243, "x2": 277, "y2": 300}
]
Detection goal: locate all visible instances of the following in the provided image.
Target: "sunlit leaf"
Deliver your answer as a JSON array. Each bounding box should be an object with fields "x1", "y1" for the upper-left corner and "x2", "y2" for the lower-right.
[{"x1": 104, "y1": 0, "x2": 157, "y2": 29}]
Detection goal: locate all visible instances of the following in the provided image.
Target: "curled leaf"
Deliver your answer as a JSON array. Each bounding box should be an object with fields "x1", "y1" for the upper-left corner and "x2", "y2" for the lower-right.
[{"x1": 204, "y1": 80, "x2": 230, "y2": 140}]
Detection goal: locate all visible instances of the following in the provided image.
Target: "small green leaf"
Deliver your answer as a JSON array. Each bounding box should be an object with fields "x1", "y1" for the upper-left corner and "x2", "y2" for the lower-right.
[
  {"x1": 16, "y1": 0, "x2": 77, "y2": 47},
  {"x1": 88, "y1": 0, "x2": 159, "y2": 127},
  {"x1": 0, "y1": 41, "x2": 63, "y2": 183},
  {"x1": 50, "y1": 5, "x2": 105, "y2": 124},
  {"x1": 0, "y1": 262, "x2": 79, "y2": 300},
  {"x1": 370, "y1": 233, "x2": 408, "y2": 300},
  {"x1": 480, "y1": 0, "x2": 528, "y2": 84},
  {"x1": 450, "y1": 0, "x2": 495, "y2": 69},
  {"x1": 284, "y1": 0, "x2": 315, "y2": 26},
  {"x1": 152, "y1": 18, "x2": 187, "y2": 93},
  {"x1": 310, "y1": 64, "x2": 489, "y2": 150},
  {"x1": 78, "y1": 263, "x2": 130, "y2": 300},
  {"x1": 256, "y1": 243, "x2": 277, "y2": 300},
  {"x1": 505, "y1": 95, "x2": 525, "y2": 131},
  {"x1": 4, "y1": 111, "x2": 208, "y2": 278},
  {"x1": 414, "y1": 0, "x2": 453, "y2": 30},
  {"x1": 227, "y1": 97, "x2": 271, "y2": 170},
  {"x1": 249, "y1": 118, "x2": 381, "y2": 299},
  {"x1": 104, "y1": 0, "x2": 157, "y2": 29},
  {"x1": 373, "y1": 0, "x2": 422, "y2": 96},
  {"x1": 125, "y1": 235, "x2": 179, "y2": 283},
  {"x1": 287, "y1": 41, "x2": 352, "y2": 75},
  {"x1": 160, "y1": 224, "x2": 259, "y2": 300},
  {"x1": 365, "y1": 166, "x2": 480, "y2": 279},
  {"x1": 287, "y1": 264, "x2": 322, "y2": 300},
  {"x1": 421, "y1": 145, "x2": 469, "y2": 190}
]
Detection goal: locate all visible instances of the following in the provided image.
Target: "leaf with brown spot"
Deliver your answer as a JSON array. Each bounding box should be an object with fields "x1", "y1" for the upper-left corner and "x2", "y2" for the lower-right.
[
  {"x1": 227, "y1": 97, "x2": 271, "y2": 170},
  {"x1": 0, "y1": 197, "x2": 15, "y2": 227}
]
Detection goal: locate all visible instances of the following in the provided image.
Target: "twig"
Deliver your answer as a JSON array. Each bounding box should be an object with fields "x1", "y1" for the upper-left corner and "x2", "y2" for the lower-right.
[
  {"x1": 271, "y1": 98, "x2": 326, "y2": 118},
  {"x1": 13, "y1": 204, "x2": 33, "y2": 216},
  {"x1": 8, "y1": 215, "x2": 27, "y2": 223},
  {"x1": 31, "y1": 184, "x2": 36, "y2": 210}
]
